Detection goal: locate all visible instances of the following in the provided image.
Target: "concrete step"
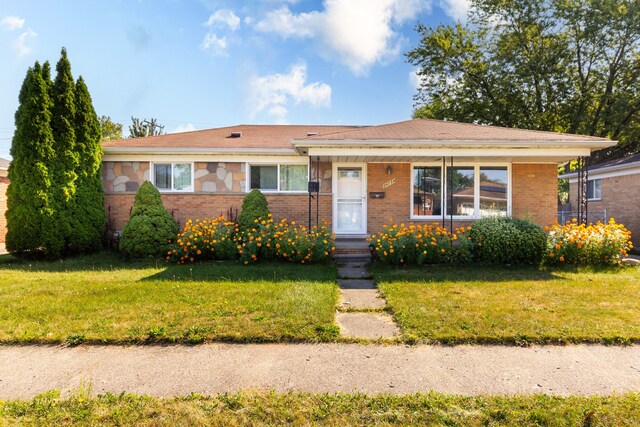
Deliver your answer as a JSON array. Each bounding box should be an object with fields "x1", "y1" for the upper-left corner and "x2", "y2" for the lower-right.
[
  {"x1": 337, "y1": 265, "x2": 370, "y2": 279},
  {"x1": 336, "y1": 312, "x2": 400, "y2": 339},
  {"x1": 339, "y1": 288, "x2": 386, "y2": 309},
  {"x1": 337, "y1": 279, "x2": 376, "y2": 289}
]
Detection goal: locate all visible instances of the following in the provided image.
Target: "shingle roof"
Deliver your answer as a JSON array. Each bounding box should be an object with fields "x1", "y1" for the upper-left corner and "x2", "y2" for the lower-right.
[
  {"x1": 588, "y1": 152, "x2": 640, "y2": 171},
  {"x1": 0, "y1": 157, "x2": 9, "y2": 169},
  {"x1": 102, "y1": 124, "x2": 359, "y2": 150},
  {"x1": 303, "y1": 119, "x2": 611, "y2": 142}
]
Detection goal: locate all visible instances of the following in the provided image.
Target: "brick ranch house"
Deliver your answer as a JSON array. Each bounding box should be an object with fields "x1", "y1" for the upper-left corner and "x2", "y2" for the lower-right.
[
  {"x1": 102, "y1": 119, "x2": 614, "y2": 237},
  {"x1": 561, "y1": 152, "x2": 640, "y2": 244},
  {"x1": 0, "y1": 157, "x2": 9, "y2": 244}
]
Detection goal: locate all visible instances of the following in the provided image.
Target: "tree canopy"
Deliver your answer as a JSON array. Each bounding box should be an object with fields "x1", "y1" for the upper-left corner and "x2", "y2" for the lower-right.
[
  {"x1": 407, "y1": 0, "x2": 640, "y2": 163},
  {"x1": 129, "y1": 117, "x2": 165, "y2": 138},
  {"x1": 99, "y1": 115, "x2": 123, "y2": 140}
]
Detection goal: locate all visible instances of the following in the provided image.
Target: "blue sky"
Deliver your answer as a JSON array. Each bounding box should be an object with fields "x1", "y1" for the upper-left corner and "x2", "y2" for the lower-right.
[{"x1": 0, "y1": 0, "x2": 467, "y2": 159}]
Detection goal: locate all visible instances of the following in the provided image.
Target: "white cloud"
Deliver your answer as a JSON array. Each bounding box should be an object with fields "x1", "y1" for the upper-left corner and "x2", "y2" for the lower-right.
[
  {"x1": 205, "y1": 9, "x2": 241, "y2": 31},
  {"x1": 171, "y1": 123, "x2": 197, "y2": 134},
  {"x1": 12, "y1": 28, "x2": 37, "y2": 58},
  {"x1": 201, "y1": 33, "x2": 228, "y2": 56},
  {"x1": 409, "y1": 69, "x2": 423, "y2": 89},
  {"x1": 1, "y1": 15, "x2": 25, "y2": 30},
  {"x1": 248, "y1": 62, "x2": 331, "y2": 124},
  {"x1": 255, "y1": 0, "x2": 430, "y2": 76},
  {"x1": 439, "y1": 0, "x2": 470, "y2": 21}
]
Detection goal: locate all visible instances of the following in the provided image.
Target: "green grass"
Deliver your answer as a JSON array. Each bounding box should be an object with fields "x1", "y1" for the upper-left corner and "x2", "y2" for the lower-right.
[
  {"x1": 372, "y1": 264, "x2": 640, "y2": 345},
  {"x1": 0, "y1": 253, "x2": 338, "y2": 344},
  {"x1": 2, "y1": 389, "x2": 639, "y2": 426}
]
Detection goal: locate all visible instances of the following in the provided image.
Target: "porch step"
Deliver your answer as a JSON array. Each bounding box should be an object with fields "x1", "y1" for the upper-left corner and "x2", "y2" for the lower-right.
[{"x1": 332, "y1": 238, "x2": 371, "y2": 258}]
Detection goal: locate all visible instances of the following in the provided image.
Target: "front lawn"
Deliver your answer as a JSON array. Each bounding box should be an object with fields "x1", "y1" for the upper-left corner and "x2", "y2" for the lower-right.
[
  {"x1": 0, "y1": 253, "x2": 338, "y2": 344},
  {"x1": 2, "y1": 389, "x2": 639, "y2": 426},
  {"x1": 372, "y1": 264, "x2": 640, "y2": 345}
]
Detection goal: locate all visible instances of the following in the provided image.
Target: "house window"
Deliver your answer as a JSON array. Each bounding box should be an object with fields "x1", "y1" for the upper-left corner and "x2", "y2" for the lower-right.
[
  {"x1": 479, "y1": 167, "x2": 508, "y2": 217},
  {"x1": 446, "y1": 167, "x2": 475, "y2": 217},
  {"x1": 249, "y1": 164, "x2": 308, "y2": 192},
  {"x1": 153, "y1": 163, "x2": 193, "y2": 192},
  {"x1": 587, "y1": 179, "x2": 601, "y2": 200},
  {"x1": 413, "y1": 166, "x2": 442, "y2": 216},
  {"x1": 411, "y1": 164, "x2": 510, "y2": 219}
]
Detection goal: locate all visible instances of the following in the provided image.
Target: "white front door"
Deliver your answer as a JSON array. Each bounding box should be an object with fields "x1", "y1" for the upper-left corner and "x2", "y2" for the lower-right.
[{"x1": 334, "y1": 164, "x2": 367, "y2": 235}]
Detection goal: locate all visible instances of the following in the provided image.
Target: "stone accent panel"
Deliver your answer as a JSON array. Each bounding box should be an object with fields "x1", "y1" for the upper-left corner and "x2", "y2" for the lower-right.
[
  {"x1": 569, "y1": 172, "x2": 640, "y2": 245},
  {"x1": 310, "y1": 161, "x2": 332, "y2": 193},
  {"x1": 105, "y1": 193, "x2": 333, "y2": 231},
  {"x1": 194, "y1": 162, "x2": 246, "y2": 193},
  {"x1": 103, "y1": 161, "x2": 150, "y2": 193}
]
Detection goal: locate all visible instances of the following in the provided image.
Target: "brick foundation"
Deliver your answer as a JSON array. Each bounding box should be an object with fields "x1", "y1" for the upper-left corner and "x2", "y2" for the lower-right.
[{"x1": 105, "y1": 192, "x2": 332, "y2": 231}]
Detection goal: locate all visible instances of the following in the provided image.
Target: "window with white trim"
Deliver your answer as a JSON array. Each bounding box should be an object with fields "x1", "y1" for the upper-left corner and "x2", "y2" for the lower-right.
[
  {"x1": 587, "y1": 179, "x2": 601, "y2": 200},
  {"x1": 411, "y1": 164, "x2": 510, "y2": 219},
  {"x1": 249, "y1": 164, "x2": 308, "y2": 192},
  {"x1": 152, "y1": 162, "x2": 193, "y2": 192}
]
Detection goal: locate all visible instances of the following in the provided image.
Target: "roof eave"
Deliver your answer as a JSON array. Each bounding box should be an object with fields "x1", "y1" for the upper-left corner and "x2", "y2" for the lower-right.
[{"x1": 559, "y1": 160, "x2": 640, "y2": 179}]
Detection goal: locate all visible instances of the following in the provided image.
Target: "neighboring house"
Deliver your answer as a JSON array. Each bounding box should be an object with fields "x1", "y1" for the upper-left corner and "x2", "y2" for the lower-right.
[
  {"x1": 560, "y1": 152, "x2": 640, "y2": 244},
  {"x1": 102, "y1": 119, "x2": 613, "y2": 236},
  {"x1": 0, "y1": 157, "x2": 9, "y2": 243}
]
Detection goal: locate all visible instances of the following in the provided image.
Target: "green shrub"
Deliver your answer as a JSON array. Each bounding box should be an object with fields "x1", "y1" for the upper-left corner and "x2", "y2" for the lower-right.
[
  {"x1": 119, "y1": 182, "x2": 179, "y2": 258},
  {"x1": 469, "y1": 216, "x2": 546, "y2": 265},
  {"x1": 237, "y1": 189, "x2": 270, "y2": 230},
  {"x1": 370, "y1": 222, "x2": 473, "y2": 265},
  {"x1": 544, "y1": 219, "x2": 632, "y2": 265}
]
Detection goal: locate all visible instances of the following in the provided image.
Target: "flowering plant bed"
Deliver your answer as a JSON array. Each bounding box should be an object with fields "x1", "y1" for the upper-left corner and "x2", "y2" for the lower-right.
[
  {"x1": 168, "y1": 215, "x2": 334, "y2": 264},
  {"x1": 544, "y1": 219, "x2": 632, "y2": 265}
]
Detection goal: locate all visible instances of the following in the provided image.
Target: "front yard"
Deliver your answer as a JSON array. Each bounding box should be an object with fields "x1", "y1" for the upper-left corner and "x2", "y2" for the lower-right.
[
  {"x1": 373, "y1": 264, "x2": 640, "y2": 344},
  {"x1": 0, "y1": 253, "x2": 338, "y2": 344}
]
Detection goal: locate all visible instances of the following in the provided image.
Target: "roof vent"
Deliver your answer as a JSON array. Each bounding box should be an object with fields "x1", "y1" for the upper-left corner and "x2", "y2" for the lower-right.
[
  {"x1": 307, "y1": 132, "x2": 318, "y2": 137},
  {"x1": 230, "y1": 131, "x2": 242, "y2": 138}
]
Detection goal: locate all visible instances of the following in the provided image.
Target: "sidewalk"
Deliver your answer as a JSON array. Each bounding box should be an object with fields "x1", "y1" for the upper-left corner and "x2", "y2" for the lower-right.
[{"x1": 1, "y1": 343, "x2": 638, "y2": 398}]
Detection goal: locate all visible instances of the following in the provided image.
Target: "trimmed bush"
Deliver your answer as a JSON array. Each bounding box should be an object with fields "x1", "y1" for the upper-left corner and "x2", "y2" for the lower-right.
[
  {"x1": 468, "y1": 216, "x2": 546, "y2": 265},
  {"x1": 237, "y1": 189, "x2": 270, "y2": 230},
  {"x1": 369, "y1": 222, "x2": 473, "y2": 265},
  {"x1": 119, "y1": 182, "x2": 179, "y2": 258},
  {"x1": 544, "y1": 219, "x2": 633, "y2": 265}
]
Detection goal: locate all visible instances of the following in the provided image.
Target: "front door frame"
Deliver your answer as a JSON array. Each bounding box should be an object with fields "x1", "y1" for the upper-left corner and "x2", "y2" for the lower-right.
[{"x1": 332, "y1": 162, "x2": 367, "y2": 236}]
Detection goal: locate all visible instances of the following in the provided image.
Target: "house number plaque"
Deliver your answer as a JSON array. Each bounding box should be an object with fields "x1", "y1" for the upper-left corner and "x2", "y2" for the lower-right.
[{"x1": 382, "y1": 178, "x2": 396, "y2": 189}]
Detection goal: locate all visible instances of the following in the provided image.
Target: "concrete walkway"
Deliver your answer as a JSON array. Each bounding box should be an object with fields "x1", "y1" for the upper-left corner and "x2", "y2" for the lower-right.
[
  {"x1": 0, "y1": 344, "x2": 638, "y2": 398},
  {"x1": 334, "y1": 256, "x2": 400, "y2": 339}
]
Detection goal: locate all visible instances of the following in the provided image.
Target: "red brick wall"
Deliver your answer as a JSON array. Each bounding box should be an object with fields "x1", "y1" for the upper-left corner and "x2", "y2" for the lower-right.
[
  {"x1": 511, "y1": 163, "x2": 558, "y2": 226},
  {"x1": 0, "y1": 171, "x2": 7, "y2": 243},
  {"x1": 105, "y1": 192, "x2": 332, "y2": 231},
  {"x1": 367, "y1": 163, "x2": 412, "y2": 234},
  {"x1": 569, "y1": 173, "x2": 640, "y2": 245}
]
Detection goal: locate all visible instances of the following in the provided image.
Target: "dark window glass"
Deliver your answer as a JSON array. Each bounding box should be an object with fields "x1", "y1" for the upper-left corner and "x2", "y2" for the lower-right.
[
  {"x1": 154, "y1": 164, "x2": 171, "y2": 190},
  {"x1": 250, "y1": 165, "x2": 278, "y2": 190},
  {"x1": 479, "y1": 167, "x2": 508, "y2": 217},
  {"x1": 446, "y1": 167, "x2": 475, "y2": 216},
  {"x1": 413, "y1": 166, "x2": 442, "y2": 216}
]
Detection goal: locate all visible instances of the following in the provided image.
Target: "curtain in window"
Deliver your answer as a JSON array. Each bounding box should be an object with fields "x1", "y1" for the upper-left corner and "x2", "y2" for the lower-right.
[
  {"x1": 173, "y1": 163, "x2": 192, "y2": 191},
  {"x1": 250, "y1": 165, "x2": 278, "y2": 190},
  {"x1": 154, "y1": 164, "x2": 171, "y2": 190},
  {"x1": 280, "y1": 165, "x2": 308, "y2": 191}
]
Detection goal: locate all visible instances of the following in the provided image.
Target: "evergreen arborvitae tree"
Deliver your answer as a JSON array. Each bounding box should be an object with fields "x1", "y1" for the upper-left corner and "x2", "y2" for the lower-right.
[
  {"x1": 237, "y1": 189, "x2": 270, "y2": 230},
  {"x1": 49, "y1": 48, "x2": 79, "y2": 257},
  {"x1": 119, "y1": 182, "x2": 179, "y2": 258},
  {"x1": 5, "y1": 62, "x2": 56, "y2": 257},
  {"x1": 68, "y1": 76, "x2": 105, "y2": 253}
]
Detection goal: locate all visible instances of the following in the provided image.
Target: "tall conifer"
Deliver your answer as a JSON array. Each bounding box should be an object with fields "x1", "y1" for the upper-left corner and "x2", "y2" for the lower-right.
[
  {"x1": 5, "y1": 63, "x2": 56, "y2": 256},
  {"x1": 50, "y1": 48, "x2": 79, "y2": 256},
  {"x1": 69, "y1": 76, "x2": 105, "y2": 252}
]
